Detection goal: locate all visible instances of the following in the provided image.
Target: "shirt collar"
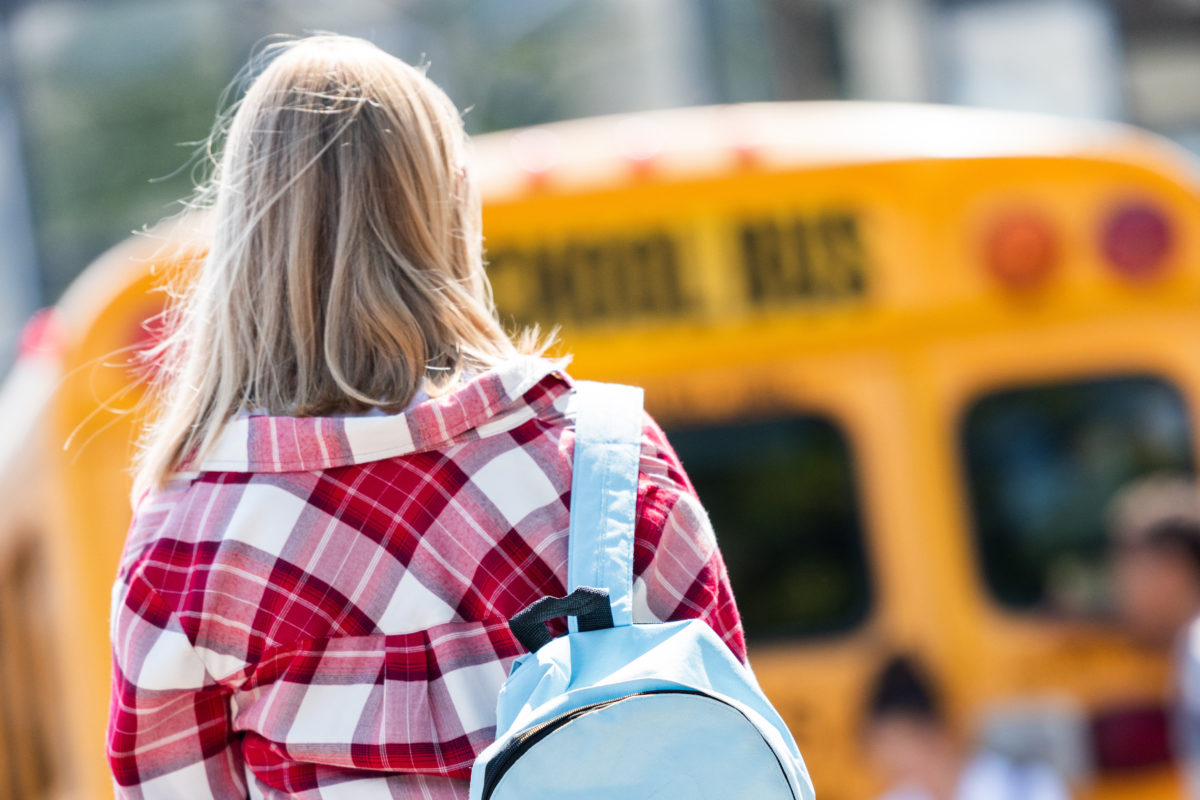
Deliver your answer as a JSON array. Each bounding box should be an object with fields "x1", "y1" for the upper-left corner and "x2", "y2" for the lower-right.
[{"x1": 191, "y1": 355, "x2": 570, "y2": 474}]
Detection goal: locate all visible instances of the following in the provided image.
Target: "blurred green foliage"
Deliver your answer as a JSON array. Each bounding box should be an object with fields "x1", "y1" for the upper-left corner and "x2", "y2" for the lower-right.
[{"x1": 8, "y1": 0, "x2": 837, "y2": 302}]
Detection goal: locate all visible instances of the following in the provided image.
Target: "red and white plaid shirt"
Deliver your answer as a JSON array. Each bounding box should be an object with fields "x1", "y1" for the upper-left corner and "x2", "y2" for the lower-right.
[{"x1": 107, "y1": 357, "x2": 745, "y2": 799}]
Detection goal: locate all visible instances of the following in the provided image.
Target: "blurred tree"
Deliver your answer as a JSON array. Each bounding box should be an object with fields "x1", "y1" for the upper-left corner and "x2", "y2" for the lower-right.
[
  {"x1": 18, "y1": 0, "x2": 1197, "y2": 314},
  {"x1": 12, "y1": 0, "x2": 242, "y2": 301},
  {"x1": 10, "y1": 0, "x2": 729, "y2": 301}
]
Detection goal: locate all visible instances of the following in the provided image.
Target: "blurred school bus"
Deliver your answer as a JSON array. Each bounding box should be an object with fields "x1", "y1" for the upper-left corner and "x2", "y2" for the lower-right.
[{"x1": 1, "y1": 101, "x2": 1198, "y2": 800}]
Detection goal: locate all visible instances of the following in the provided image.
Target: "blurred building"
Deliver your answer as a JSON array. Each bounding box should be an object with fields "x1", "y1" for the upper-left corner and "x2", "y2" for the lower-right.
[{"x1": 0, "y1": 3, "x2": 41, "y2": 369}]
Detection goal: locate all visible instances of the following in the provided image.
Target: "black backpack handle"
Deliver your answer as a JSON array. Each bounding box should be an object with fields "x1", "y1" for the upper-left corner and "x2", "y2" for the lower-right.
[{"x1": 509, "y1": 587, "x2": 614, "y2": 653}]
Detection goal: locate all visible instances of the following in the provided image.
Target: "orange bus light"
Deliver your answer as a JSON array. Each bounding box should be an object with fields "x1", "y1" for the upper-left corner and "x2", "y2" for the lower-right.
[{"x1": 983, "y1": 211, "x2": 1059, "y2": 289}]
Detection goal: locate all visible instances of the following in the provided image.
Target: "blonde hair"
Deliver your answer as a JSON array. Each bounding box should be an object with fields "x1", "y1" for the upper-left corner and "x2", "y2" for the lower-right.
[{"x1": 134, "y1": 34, "x2": 546, "y2": 498}]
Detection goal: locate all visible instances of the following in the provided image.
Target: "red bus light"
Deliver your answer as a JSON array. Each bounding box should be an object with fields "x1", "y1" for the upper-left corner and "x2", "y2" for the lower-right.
[
  {"x1": 1101, "y1": 202, "x2": 1174, "y2": 281},
  {"x1": 984, "y1": 211, "x2": 1059, "y2": 290},
  {"x1": 17, "y1": 308, "x2": 63, "y2": 360}
]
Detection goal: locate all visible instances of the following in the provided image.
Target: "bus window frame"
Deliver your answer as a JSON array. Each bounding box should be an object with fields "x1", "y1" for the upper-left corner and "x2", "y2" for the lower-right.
[
  {"x1": 664, "y1": 404, "x2": 875, "y2": 642},
  {"x1": 929, "y1": 321, "x2": 1200, "y2": 632},
  {"x1": 956, "y1": 370, "x2": 1196, "y2": 617},
  {"x1": 600, "y1": 345, "x2": 897, "y2": 649}
]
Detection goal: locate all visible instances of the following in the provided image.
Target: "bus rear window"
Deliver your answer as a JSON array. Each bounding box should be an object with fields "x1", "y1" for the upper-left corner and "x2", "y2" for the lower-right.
[
  {"x1": 962, "y1": 376, "x2": 1195, "y2": 613},
  {"x1": 667, "y1": 416, "x2": 870, "y2": 640}
]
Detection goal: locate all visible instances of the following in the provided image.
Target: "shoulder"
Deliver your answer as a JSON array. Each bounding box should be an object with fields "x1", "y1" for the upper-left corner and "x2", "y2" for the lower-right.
[
  {"x1": 558, "y1": 375, "x2": 694, "y2": 498},
  {"x1": 117, "y1": 470, "x2": 316, "y2": 611},
  {"x1": 632, "y1": 409, "x2": 716, "y2": 545},
  {"x1": 637, "y1": 409, "x2": 695, "y2": 494},
  {"x1": 557, "y1": 377, "x2": 714, "y2": 554},
  {"x1": 118, "y1": 477, "x2": 200, "y2": 580}
]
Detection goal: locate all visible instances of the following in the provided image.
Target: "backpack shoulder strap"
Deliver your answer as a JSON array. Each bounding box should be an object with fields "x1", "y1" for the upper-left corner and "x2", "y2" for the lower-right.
[{"x1": 567, "y1": 380, "x2": 645, "y2": 630}]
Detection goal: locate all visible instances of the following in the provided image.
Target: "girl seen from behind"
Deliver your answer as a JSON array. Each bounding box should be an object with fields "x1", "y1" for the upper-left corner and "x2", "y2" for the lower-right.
[{"x1": 106, "y1": 34, "x2": 745, "y2": 799}]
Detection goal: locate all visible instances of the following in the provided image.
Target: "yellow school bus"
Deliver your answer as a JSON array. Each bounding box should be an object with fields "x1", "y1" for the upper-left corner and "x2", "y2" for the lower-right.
[{"x1": 2, "y1": 101, "x2": 1198, "y2": 799}]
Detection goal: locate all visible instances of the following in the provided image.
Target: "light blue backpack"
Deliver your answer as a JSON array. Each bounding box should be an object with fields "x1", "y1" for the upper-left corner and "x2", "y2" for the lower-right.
[{"x1": 469, "y1": 381, "x2": 816, "y2": 800}]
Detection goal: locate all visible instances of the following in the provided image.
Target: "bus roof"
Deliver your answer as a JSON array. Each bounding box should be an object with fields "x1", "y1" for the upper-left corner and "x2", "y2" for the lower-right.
[{"x1": 471, "y1": 101, "x2": 1199, "y2": 199}]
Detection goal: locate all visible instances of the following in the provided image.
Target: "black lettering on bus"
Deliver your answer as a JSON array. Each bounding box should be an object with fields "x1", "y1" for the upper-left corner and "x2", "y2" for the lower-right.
[
  {"x1": 632, "y1": 233, "x2": 687, "y2": 317},
  {"x1": 532, "y1": 245, "x2": 570, "y2": 323},
  {"x1": 487, "y1": 231, "x2": 693, "y2": 327},
  {"x1": 789, "y1": 219, "x2": 817, "y2": 297},
  {"x1": 570, "y1": 239, "x2": 618, "y2": 322},
  {"x1": 819, "y1": 214, "x2": 867, "y2": 296},
  {"x1": 485, "y1": 248, "x2": 536, "y2": 328},
  {"x1": 741, "y1": 221, "x2": 784, "y2": 303},
  {"x1": 738, "y1": 212, "x2": 867, "y2": 305}
]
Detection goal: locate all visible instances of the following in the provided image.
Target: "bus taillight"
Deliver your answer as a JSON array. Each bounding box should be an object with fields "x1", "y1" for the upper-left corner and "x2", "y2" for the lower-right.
[
  {"x1": 17, "y1": 308, "x2": 63, "y2": 360},
  {"x1": 1101, "y1": 202, "x2": 1174, "y2": 281},
  {"x1": 510, "y1": 128, "x2": 560, "y2": 188},
  {"x1": 984, "y1": 210, "x2": 1059, "y2": 290},
  {"x1": 615, "y1": 116, "x2": 663, "y2": 177}
]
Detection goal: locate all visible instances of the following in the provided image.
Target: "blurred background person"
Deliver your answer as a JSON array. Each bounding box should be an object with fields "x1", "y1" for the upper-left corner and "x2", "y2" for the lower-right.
[
  {"x1": 863, "y1": 655, "x2": 1071, "y2": 800},
  {"x1": 1110, "y1": 475, "x2": 1200, "y2": 797}
]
